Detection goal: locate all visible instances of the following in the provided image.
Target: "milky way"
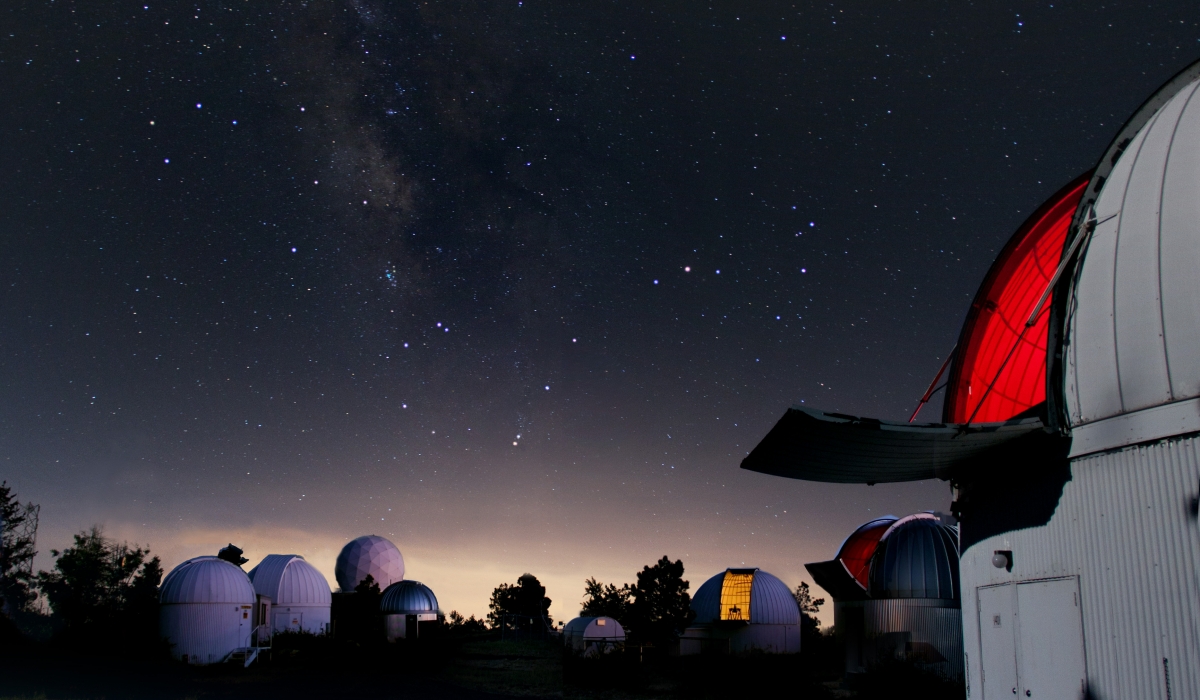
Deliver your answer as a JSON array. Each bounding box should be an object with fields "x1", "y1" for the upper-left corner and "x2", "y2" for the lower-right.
[{"x1": 1, "y1": 0, "x2": 1196, "y2": 622}]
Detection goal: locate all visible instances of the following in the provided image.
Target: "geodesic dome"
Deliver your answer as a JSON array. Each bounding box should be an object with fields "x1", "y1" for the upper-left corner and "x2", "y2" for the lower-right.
[{"x1": 334, "y1": 535, "x2": 404, "y2": 591}]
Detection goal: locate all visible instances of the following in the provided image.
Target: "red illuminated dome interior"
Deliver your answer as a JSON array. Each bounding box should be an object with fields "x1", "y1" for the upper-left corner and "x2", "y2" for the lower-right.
[
  {"x1": 836, "y1": 517, "x2": 897, "y2": 590},
  {"x1": 943, "y1": 175, "x2": 1088, "y2": 424}
]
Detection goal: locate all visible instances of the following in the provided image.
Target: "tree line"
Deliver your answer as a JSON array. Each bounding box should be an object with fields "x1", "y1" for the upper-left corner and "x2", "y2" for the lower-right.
[
  {"x1": 1, "y1": 483, "x2": 163, "y2": 649},
  {"x1": 3, "y1": 482, "x2": 826, "y2": 654}
]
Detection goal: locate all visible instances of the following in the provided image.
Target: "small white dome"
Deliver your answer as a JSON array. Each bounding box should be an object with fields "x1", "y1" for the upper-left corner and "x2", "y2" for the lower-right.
[
  {"x1": 334, "y1": 535, "x2": 404, "y2": 591},
  {"x1": 247, "y1": 554, "x2": 332, "y2": 606},
  {"x1": 1065, "y1": 70, "x2": 1200, "y2": 430},
  {"x1": 563, "y1": 616, "x2": 625, "y2": 641},
  {"x1": 160, "y1": 556, "x2": 255, "y2": 605}
]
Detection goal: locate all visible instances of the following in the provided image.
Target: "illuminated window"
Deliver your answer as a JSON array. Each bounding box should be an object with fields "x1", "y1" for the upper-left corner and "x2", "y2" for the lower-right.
[
  {"x1": 597, "y1": 619, "x2": 606, "y2": 626},
  {"x1": 720, "y1": 569, "x2": 754, "y2": 621}
]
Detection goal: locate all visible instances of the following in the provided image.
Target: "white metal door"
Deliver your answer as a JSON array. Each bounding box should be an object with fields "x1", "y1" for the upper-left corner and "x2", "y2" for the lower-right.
[
  {"x1": 1015, "y1": 578, "x2": 1086, "y2": 700},
  {"x1": 977, "y1": 584, "x2": 1018, "y2": 699}
]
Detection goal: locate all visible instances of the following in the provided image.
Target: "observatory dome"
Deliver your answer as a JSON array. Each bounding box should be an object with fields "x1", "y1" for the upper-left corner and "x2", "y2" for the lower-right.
[
  {"x1": 248, "y1": 554, "x2": 332, "y2": 606},
  {"x1": 835, "y1": 516, "x2": 897, "y2": 590},
  {"x1": 1063, "y1": 70, "x2": 1200, "y2": 436},
  {"x1": 867, "y1": 514, "x2": 960, "y2": 600},
  {"x1": 160, "y1": 556, "x2": 256, "y2": 604},
  {"x1": 682, "y1": 567, "x2": 801, "y2": 655},
  {"x1": 563, "y1": 616, "x2": 625, "y2": 654},
  {"x1": 334, "y1": 535, "x2": 404, "y2": 591},
  {"x1": 380, "y1": 580, "x2": 440, "y2": 614},
  {"x1": 690, "y1": 568, "x2": 799, "y2": 625},
  {"x1": 159, "y1": 557, "x2": 256, "y2": 665}
]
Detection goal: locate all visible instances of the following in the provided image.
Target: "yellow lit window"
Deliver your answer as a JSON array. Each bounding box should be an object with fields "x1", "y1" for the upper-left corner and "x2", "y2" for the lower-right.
[
  {"x1": 719, "y1": 570, "x2": 754, "y2": 621},
  {"x1": 597, "y1": 619, "x2": 606, "y2": 626}
]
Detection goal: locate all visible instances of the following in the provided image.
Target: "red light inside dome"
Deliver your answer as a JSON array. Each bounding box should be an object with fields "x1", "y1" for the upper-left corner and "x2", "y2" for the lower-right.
[
  {"x1": 836, "y1": 518, "x2": 895, "y2": 590},
  {"x1": 944, "y1": 176, "x2": 1088, "y2": 424}
]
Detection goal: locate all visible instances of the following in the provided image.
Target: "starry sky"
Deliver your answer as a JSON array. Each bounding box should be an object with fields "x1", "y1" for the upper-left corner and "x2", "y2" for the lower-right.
[{"x1": 2, "y1": 1, "x2": 1197, "y2": 625}]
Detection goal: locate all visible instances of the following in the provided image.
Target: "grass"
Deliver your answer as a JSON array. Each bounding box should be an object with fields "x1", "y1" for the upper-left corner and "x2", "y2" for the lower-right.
[{"x1": 442, "y1": 639, "x2": 563, "y2": 698}]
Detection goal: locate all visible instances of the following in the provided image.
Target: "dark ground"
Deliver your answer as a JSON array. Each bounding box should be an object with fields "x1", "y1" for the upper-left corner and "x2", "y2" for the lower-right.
[{"x1": 0, "y1": 628, "x2": 959, "y2": 700}]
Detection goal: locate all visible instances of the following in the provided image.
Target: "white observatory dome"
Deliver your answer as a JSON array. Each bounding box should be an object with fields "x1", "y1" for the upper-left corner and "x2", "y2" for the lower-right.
[
  {"x1": 563, "y1": 616, "x2": 626, "y2": 655},
  {"x1": 334, "y1": 535, "x2": 404, "y2": 591},
  {"x1": 247, "y1": 554, "x2": 332, "y2": 635},
  {"x1": 160, "y1": 556, "x2": 256, "y2": 605},
  {"x1": 159, "y1": 556, "x2": 256, "y2": 665},
  {"x1": 1065, "y1": 70, "x2": 1200, "y2": 450}
]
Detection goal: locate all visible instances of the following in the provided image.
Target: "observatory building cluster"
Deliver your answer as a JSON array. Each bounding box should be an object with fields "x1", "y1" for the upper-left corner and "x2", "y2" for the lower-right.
[
  {"x1": 158, "y1": 535, "x2": 441, "y2": 665},
  {"x1": 151, "y1": 58, "x2": 1200, "y2": 697}
]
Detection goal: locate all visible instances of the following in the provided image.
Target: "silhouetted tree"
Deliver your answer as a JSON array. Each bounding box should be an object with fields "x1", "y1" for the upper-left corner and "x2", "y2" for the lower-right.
[
  {"x1": 627, "y1": 556, "x2": 693, "y2": 646},
  {"x1": 217, "y1": 543, "x2": 248, "y2": 567},
  {"x1": 794, "y1": 581, "x2": 826, "y2": 639},
  {"x1": 488, "y1": 573, "x2": 552, "y2": 633},
  {"x1": 580, "y1": 577, "x2": 631, "y2": 622},
  {"x1": 447, "y1": 610, "x2": 488, "y2": 634},
  {"x1": 36, "y1": 526, "x2": 162, "y2": 647},
  {"x1": 330, "y1": 574, "x2": 385, "y2": 644},
  {"x1": 0, "y1": 482, "x2": 37, "y2": 617}
]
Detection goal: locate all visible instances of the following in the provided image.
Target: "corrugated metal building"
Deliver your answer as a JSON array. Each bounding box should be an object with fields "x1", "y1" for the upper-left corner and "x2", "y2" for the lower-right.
[
  {"x1": 379, "y1": 579, "x2": 441, "y2": 641},
  {"x1": 808, "y1": 514, "x2": 963, "y2": 680},
  {"x1": 247, "y1": 554, "x2": 332, "y2": 636},
  {"x1": 159, "y1": 556, "x2": 256, "y2": 665},
  {"x1": 740, "y1": 56, "x2": 1200, "y2": 700},
  {"x1": 680, "y1": 568, "x2": 801, "y2": 655}
]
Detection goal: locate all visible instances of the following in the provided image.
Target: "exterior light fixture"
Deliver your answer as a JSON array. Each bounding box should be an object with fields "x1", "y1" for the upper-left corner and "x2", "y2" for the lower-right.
[{"x1": 992, "y1": 550, "x2": 1013, "y2": 572}]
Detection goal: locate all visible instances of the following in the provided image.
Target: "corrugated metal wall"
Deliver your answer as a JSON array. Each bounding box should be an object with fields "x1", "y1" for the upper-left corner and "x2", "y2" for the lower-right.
[
  {"x1": 270, "y1": 603, "x2": 330, "y2": 635},
  {"x1": 160, "y1": 603, "x2": 252, "y2": 665},
  {"x1": 835, "y1": 599, "x2": 963, "y2": 679},
  {"x1": 864, "y1": 599, "x2": 963, "y2": 680},
  {"x1": 961, "y1": 435, "x2": 1200, "y2": 699}
]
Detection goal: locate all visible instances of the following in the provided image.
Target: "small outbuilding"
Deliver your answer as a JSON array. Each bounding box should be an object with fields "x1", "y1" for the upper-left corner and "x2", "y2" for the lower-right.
[
  {"x1": 679, "y1": 568, "x2": 800, "y2": 655},
  {"x1": 380, "y1": 579, "x2": 442, "y2": 641},
  {"x1": 247, "y1": 554, "x2": 332, "y2": 636},
  {"x1": 807, "y1": 513, "x2": 963, "y2": 680},
  {"x1": 159, "y1": 556, "x2": 257, "y2": 665},
  {"x1": 335, "y1": 535, "x2": 405, "y2": 591},
  {"x1": 563, "y1": 616, "x2": 626, "y2": 656}
]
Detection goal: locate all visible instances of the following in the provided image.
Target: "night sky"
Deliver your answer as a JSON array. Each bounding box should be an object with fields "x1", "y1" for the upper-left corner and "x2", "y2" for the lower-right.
[{"x1": 2, "y1": 1, "x2": 1197, "y2": 625}]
